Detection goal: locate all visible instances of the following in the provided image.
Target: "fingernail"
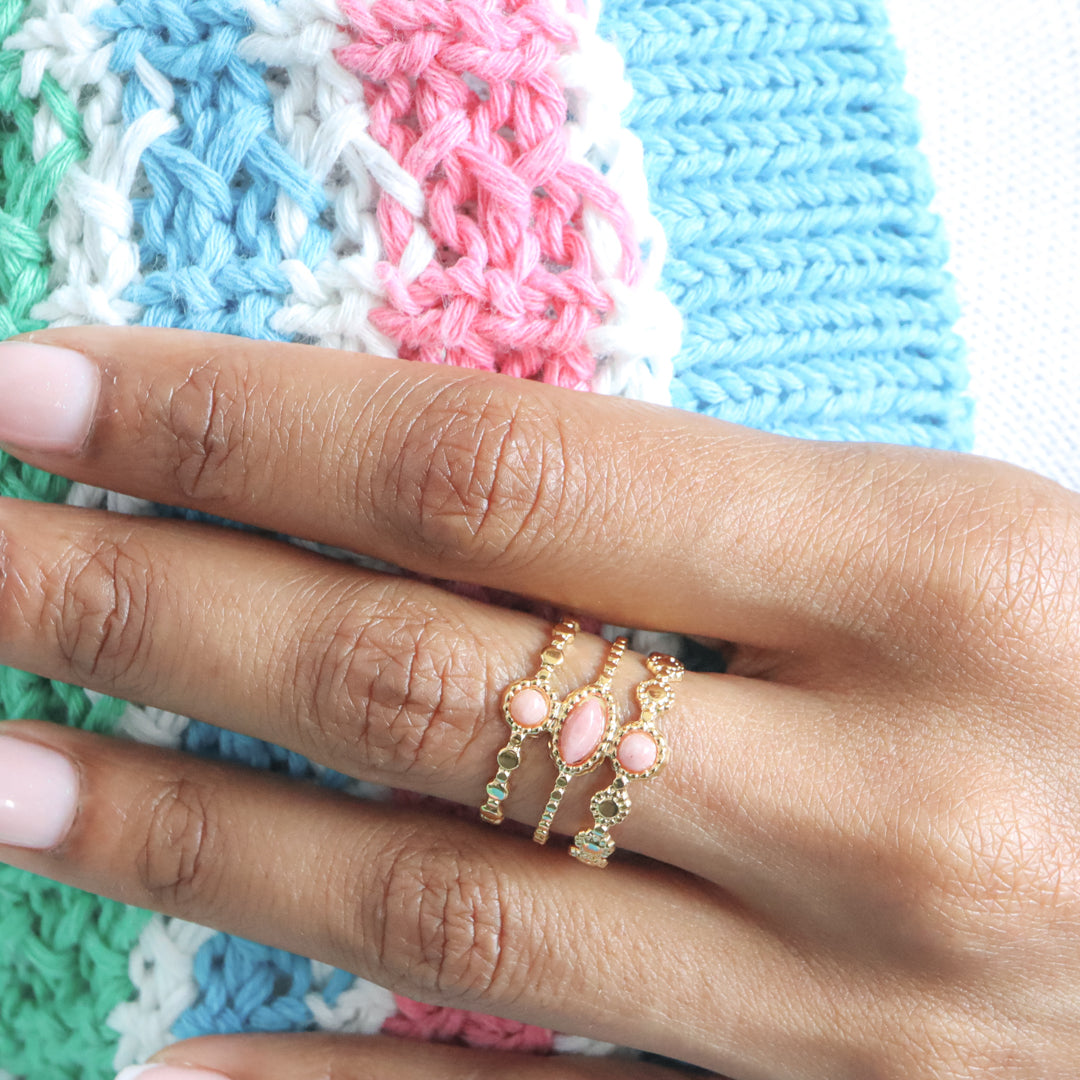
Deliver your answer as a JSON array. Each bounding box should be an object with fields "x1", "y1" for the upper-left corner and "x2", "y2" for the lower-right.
[
  {"x1": 0, "y1": 340, "x2": 100, "y2": 452},
  {"x1": 0, "y1": 735, "x2": 79, "y2": 849},
  {"x1": 115, "y1": 1067, "x2": 233, "y2": 1080}
]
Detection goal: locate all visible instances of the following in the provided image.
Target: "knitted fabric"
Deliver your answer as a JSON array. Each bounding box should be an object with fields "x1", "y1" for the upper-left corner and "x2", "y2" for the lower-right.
[
  {"x1": 1, "y1": 0, "x2": 970, "y2": 1076},
  {"x1": 336, "y1": 0, "x2": 639, "y2": 386},
  {"x1": 0, "y1": 0, "x2": 82, "y2": 339},
  {"x1": 100, "y1": 0, "x2": 331, "y2": 338},
  {"x1": 601, "y1": 0, "x2": 970, "y2": 446}
]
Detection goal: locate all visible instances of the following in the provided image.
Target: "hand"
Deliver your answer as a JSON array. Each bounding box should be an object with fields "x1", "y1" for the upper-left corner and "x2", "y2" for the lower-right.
[{"x1": 0, "y1": 326, "x2": 1078, "y2": 1080}]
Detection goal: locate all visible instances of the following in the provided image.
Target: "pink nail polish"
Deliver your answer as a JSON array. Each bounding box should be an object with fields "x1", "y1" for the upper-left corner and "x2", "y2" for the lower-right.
[
  {"x1": 115, "y1": 1066, "x2": 233, "y2": 1080},
  {"x1": 0, "y1": 736, "x2": 79, "y2": 849},
  {"x1": 0, "y1": 341, "x2": 100, "y2": 451}
]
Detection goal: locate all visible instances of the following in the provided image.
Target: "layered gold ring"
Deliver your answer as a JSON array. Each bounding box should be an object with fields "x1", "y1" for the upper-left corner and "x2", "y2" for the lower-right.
[{"x1": 481, "y1": 620, "x2": 682, "y2": 867}]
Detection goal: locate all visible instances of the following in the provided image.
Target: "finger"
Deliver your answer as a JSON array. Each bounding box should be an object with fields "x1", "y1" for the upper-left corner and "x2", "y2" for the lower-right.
[
  {"x1": 0, "y1": 494, "x2": 830, "y2": 886},
  {"x1": 138, "y1": 1033, "x2": 689, "y2": 1080},
  {"x1": 0, "y1": 721, "x2": 859, "y2": 1078},
  {"x1": 0, "y1": 325, "x2": 992, "y2": 651}
]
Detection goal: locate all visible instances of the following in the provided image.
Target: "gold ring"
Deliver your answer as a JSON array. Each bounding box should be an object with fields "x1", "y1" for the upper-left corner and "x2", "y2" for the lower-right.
[
  {"x1": 480, "y1": 618, "x2": 579, "y2": 825},
  {"x1": 533, "y1": 636, "x2": 628, "y2": 845},
  {"x1": 569, "y1": 652, "x2": 682, "y2": 867}
]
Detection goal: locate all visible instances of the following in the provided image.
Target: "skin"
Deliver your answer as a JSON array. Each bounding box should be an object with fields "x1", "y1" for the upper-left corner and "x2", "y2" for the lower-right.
[{"x1": 0, "y1": 324, "x2": 1079, "y2": 1079}]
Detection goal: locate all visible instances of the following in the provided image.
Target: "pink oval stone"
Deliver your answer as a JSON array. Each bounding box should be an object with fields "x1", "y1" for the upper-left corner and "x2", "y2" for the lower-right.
[
  {"x1": 509, "y1": 687, "x2": 549, "y2": 729},
  {"x1": 617, "y1": 730, "x2": 658, "y2": 774},
  {"x1": 558, "y1": 696, "x2": 606, "y2": 765}
]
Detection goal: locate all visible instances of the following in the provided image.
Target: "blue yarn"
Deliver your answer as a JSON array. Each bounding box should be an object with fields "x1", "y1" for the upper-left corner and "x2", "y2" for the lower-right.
[
  {"x1": 173, "y1": 935, "x2": 316, "y2": 1039},
  {"x1": 97, "y1": 0, "x2": 328, "y2": 338},
  {"x1": 599, "y1": 0, "x2": 973, "y2": 448},
  {"x1": 173, "y1": 931, "x2": 370, "y2": 1039},
  {"x1": 183, "y1": 719, "x2": 353, "y2": 789}
]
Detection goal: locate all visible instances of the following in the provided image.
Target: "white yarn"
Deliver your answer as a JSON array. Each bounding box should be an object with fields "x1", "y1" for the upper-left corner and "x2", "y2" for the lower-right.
[
  {"x1": 107, "y1": 916, "x2": 218, "y2": 1070},
  {"x1": 556, "y1": 0, "x2": 682, "y2": 406},
  {"x1": 5, "y1": 0, "x2": 176, "y2": 328},
  {"x1": 304, "y1": 961, "x2": 399, "y2": 1034},
  {"x1": 81, "y1": 689, "x2": 190, "y2": 749},
  {"x1": 238, "y1": 0, "x2": 434, "y2": 354},
  {"x1": 603, "y1": 626, "x2": 690, "y2": 663},
  {"x1": 63, "y1": 482, "x2": 159, "y2": 515}
]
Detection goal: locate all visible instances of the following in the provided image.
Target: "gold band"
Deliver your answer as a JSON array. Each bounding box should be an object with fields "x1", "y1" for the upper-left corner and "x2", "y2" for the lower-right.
[
  {"x1": 480, "y1": 618, "x2": 579, "y2": 825},
  {"x1": 569, "y1": 651, "x2": 683, "y2": 867},
  {"x1": 532, "y1": 636, "x2": 628, "y2": 845}
]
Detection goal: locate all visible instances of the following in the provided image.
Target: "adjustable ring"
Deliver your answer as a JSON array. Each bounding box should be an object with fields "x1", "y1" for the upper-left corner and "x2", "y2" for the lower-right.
[
  {"x1": 569, "y1": 652, "x2": 682, "y2": 867},
  {"x1": 533, "y1": 636, "x2": 628, "y2": 845},
  {"x1": 480, "y1": 618, "x2": 580, "y2": 824}
]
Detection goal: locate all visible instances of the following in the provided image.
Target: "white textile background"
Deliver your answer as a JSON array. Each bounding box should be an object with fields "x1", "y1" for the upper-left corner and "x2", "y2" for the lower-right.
[{"x1": 887, "y1": 0, "x2": 1080, "y2": 492}]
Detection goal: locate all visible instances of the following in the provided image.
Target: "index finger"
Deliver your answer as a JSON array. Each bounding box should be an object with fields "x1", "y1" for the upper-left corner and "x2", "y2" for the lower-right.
[{"x1": 0, "y1": 325, "x2": 975, "y2": 649}]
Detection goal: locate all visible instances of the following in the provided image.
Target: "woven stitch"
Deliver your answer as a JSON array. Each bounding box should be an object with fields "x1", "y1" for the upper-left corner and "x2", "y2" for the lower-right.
[
  {"x1": 239, "y1": 0, "x2": 430, "y2": 358},
  {"x1": 0, "y1": 0, "x2": 82, "y2": 339},
  {"x1": 600, "y1": 0, "x2": 972, "y2": 448},
  {"x1": 337, "y1": 0, "x2": 640, "y2": 387},
  {"x1": 98, "y1": 0, "x2": 329, "y2": 337}
]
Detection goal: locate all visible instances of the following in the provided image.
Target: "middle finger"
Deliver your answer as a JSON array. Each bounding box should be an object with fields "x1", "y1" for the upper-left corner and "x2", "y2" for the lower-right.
[{"x1": 4, "y1": 326, "x2": 914, "y2": 651}]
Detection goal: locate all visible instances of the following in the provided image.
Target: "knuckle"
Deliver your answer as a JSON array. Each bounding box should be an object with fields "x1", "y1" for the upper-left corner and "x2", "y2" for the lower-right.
[
  {"x1": 954, "y1": 480, "x2": 1080, "y2": 642},
  {"x1": 293, "y1": 589, "x2": 491, "y2": 782},
  {"x1": 162, "y1": 357, "x2": 258, "y2": 503},
  {"x1": 134, "y1": 778, "x2": 220, "y2": 910},
  {"x1": 46, "y1": 533, "x2": 157, "y2": 690},
  {"x1": 366, "y1": 834, "x2": 533, "y2": 1005},
  {"x1": 816, "y1": 454, "x2": 1080, "y2": 658},
  {"x1": 379, "y1": 380, "x2": 574, "y2": 570},
  {"x1": 889, "y1": 999, "x2": 1048, "y2": 1080},
  {"x1": 853, "y1": 755, "x2": 1077, "y2": 971}
]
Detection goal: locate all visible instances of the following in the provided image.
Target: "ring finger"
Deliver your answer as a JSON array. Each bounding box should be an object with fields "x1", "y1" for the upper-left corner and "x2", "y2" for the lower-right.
[{"x1": 0, "y1": 493, "x2": 829, "y2": 886}]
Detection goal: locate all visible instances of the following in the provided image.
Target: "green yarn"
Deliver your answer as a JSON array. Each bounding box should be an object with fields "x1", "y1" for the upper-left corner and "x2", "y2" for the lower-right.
[
  {"x1": 1, "y1": 7, "x2": 152, "y2": 1077},
  {"x1": 0, "y1": 0, "x2": 85, "y2": 340},
  {"x1": 0, "y1": 871, "x2": 149, "y2": 1080}
]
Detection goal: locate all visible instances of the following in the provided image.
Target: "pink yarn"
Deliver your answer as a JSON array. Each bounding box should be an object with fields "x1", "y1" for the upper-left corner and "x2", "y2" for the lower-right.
[
  {"x1": 335, "y1": 0, "x2": 640, "y2": 388},
  {"x1": 384, "y1": 995, "x2": 555, "y2": 1052}
]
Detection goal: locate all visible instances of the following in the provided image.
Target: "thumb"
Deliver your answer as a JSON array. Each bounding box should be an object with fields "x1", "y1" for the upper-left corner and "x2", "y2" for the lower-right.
[{"x1": 117, "y1": 1032, "x2": 690, "y2": 1080}]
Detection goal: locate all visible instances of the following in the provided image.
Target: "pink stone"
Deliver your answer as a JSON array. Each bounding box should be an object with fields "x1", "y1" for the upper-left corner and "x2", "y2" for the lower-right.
[
  {"x1": 617, "y1": 730, "x2": 658, "y2": 774},
  {"x1": 509, "y1": 687, "x2": 549, "y2": 729},
  {"x1": 558, "y1": 696, "x2": 606, "y2": 765}
]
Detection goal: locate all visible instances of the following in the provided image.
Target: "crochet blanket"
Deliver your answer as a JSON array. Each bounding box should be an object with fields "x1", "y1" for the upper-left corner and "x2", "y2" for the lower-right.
[{"x1": 0, "y1": 0, "x2": 971, "y2": 1076}]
